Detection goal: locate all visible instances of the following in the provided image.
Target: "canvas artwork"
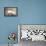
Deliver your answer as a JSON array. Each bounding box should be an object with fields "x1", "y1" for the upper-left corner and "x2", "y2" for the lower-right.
[
  {"x1": 18, "y1": 24, "x2": 46, "y2": 41},
  {"x1": 4, "y1": 7, "x2": 18, "y2": 16}
]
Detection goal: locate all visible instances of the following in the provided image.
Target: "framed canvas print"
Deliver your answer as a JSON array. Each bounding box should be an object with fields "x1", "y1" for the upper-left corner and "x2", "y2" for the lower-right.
[
  {"x1": 4, "y1": 7, "x2": 18, "y2": 16},
  {"x1": 18, "y1": 24, "x2": 46, "y2": 41}
]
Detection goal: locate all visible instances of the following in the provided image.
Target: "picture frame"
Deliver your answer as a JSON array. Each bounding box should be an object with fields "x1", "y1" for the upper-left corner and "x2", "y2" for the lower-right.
[
  {"x1": 18, "y1": 24, "x2": 46, "y2": 41},
  {"x1": 4, "y1": 7, "x2": 18, "y2": 16}
]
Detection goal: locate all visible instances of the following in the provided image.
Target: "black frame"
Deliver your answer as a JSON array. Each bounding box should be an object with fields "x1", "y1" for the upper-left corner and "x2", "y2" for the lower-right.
[{"x1": 4, "y1": 7, "x2": 18, "y2": 17}]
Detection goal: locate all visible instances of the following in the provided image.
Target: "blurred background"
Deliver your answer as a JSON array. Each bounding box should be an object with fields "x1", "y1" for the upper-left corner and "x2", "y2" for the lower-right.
[{"x1": 0, "y1": 0, "x2": 46, "y2": 46}]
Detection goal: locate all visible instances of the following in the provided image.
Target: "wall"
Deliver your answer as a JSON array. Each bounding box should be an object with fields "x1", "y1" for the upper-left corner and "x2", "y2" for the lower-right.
[
  {"x1": 20, "y1": 0, "x2": 46, "y2": 24},
  {"x1": 0, "y1": 0, "x2": 46, "y2": 44}
]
